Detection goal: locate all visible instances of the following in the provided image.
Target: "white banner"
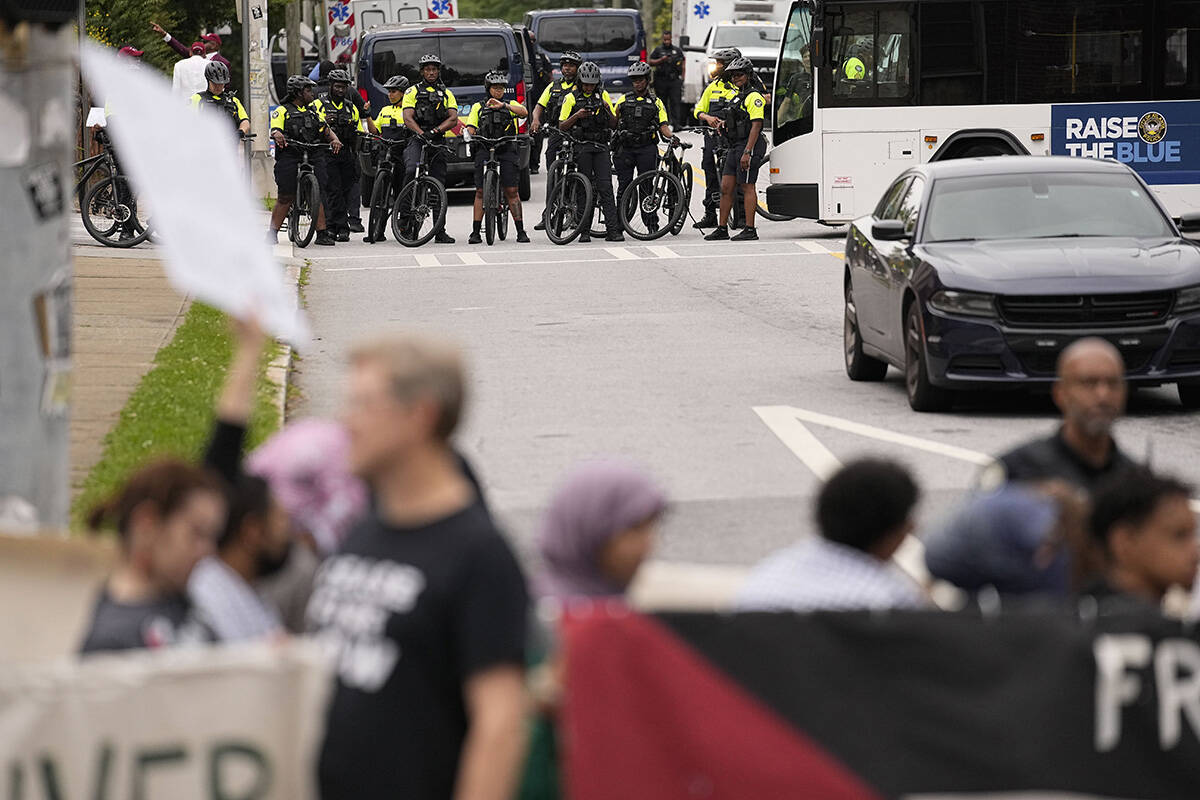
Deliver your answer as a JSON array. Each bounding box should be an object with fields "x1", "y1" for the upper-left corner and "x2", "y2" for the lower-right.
[{"x1": 0, "y1": 641, "x2": 331, "y2": 799}]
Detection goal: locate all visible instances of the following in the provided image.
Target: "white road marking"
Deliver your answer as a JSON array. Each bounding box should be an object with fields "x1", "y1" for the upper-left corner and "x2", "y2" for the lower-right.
[
  {"x1": 605, "y1": 247, "x2": 639, "y2": 260},
  {"x1": 459, "y1": 252, "x2": 485, "y2": 265},
  {"x1": 450, "y1": 306, "x2": 493, "y2": 312},
  {"x1": 415, "y1": 253, "x2": 440, "y2": 268},
  {"x1": 307, "y1": 239, "x2": 836, "y2": 262},
  {"x1": 796, "y1": 240, "x2": 834, "y2": 254},
  {"x1": 647, "y1": 245, "x2": 680, "y2": 259},
  {"x1": 752, "y1": 406, "x2": 842, "y2": 480}
]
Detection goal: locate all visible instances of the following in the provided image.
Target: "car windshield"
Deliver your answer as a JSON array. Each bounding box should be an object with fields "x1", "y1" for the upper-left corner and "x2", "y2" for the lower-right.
[
  {"x1": 923, "y1": 171, "x2": 1175, "y2": 243},
  {"x1": 371, "y1": 35, "x2": 509, "y2": 88},
  {"x1": 712, "y1": 25, "x2": 783, "y2": 49},
  {"x1": 538, "y1": 16, "x2": 637, "y2": 53}
]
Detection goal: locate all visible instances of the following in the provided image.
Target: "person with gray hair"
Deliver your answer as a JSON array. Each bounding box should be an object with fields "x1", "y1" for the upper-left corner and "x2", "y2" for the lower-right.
[
  {"x1": 981, "y1": 337, "x2": 1137, "y2": 495},
  {"x1": 308, "y1": 333, "x2": 529, "y2": 800}
]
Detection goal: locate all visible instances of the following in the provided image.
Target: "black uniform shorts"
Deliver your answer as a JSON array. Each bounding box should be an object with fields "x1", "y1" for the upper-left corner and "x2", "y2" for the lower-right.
[
  {"x1": 721, "y1": 136, "x2": 768, "y2": 183},
  {"x1": 274, "y1": 146, "x2": 328, "y2": 198},
  {"x1": 473, "y1": 146, "x2": 519, "y2": 189}
]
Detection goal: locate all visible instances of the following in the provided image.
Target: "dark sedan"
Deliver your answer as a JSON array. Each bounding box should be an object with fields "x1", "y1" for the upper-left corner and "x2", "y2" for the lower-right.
[{"x1": 843, "y1": 156, "x2": 1200, "y2": 411}]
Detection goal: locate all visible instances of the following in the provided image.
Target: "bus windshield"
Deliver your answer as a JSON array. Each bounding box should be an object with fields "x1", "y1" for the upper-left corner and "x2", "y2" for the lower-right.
[
  {"x1": 772, "y1": 4, "x2": 813, "y2": 142},
  {"x1": 923, "y1": 172, "x2": 1175, "y2": 243}
]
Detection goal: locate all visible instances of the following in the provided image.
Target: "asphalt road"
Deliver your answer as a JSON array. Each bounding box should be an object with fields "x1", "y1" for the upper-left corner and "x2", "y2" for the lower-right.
[{"x1": 296, "y1": 133, "x2": 1200, "y2": 571}]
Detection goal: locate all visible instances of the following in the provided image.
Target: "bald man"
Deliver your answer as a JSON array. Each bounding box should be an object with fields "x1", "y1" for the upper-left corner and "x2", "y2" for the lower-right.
[{"x1": 981, "y1": 338, "x2": 1138, "y2": 494}]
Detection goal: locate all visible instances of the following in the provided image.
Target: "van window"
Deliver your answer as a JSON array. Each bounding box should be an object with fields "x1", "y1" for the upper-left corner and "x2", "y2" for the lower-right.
[
  {"x1": 538, "y1": 16, "x2": 637, "y2": 53},
  {"x1": 711, "y1": 25, "x2": 783, "y2": 50},
  {"x1": 371, "y1": 34, "x2": 509, "y2": 87}
]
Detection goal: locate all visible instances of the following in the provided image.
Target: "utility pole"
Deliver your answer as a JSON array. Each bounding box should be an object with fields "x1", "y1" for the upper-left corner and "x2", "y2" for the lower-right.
[
  {"x1": 0, "y1": 1, "x2": 81, "y2": 532},
  {"x1": 285, "y1": 0, "x2": 301, "y2": 77},
  {"x1": 240, "y1": 0, "x2": 273, "y2": 197}
]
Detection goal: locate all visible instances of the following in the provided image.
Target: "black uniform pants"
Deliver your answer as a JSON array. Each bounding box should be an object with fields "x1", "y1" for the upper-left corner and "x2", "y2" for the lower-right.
[
  {"x1": 700, "y1": 136, "x2": 720, "y2": 213},
  {"x1": 403, "y1": 136, "x2": 447, "y2": 185},
  {"x1": 325, "y1": 148, "x2": 359, "y2": 232},
  {"x1": 658, "y1": 80, "x2": 683, "y2": 126},
  {"x1": 577, "y1": 143, "x2": 617, "y2": 233},
  {"x1": 613, "y1": 141, "x2": 658, "y2": 222}
]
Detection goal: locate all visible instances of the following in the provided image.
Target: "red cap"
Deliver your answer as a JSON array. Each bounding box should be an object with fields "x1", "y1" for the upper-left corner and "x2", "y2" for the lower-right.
[
  {"x1": 190, "y1": 41, "x2": 206, "y2": 55},
  {"x1": 201, "y1": 32, "x2": 222, "y2": 47},
  {"x1": 118, "y1": 46, "x2": 144, "y2": 58}
]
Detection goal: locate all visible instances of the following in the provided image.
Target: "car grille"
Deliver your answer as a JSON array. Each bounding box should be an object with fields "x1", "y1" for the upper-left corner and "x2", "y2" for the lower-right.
[{"x1": 997, "y1": 292, "x2": 1174, "y2": 328}]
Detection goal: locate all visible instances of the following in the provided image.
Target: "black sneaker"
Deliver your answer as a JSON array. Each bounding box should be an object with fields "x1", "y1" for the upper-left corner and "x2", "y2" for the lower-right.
[
  {"x1": 605, "y1": 230, "x2": 625, "y2": 242},
  {"x1": 732, "y1": 227, "x2": 758, "y2": 241},
  {"x1": 579, "y1": 233, "x2": 591, "y2": 243},
  {"x1": 435, "y1": 231, "x2": 456, "y2": 244},
  {"x1": 534, "y1": 221, "x2": 546, "y2": 231},
  {"x1": 348, "y1": 220, "x2": 365, "y2": 233},
  {"x1": 314, "y1": 231, "x2": 336, "y2": 246},
  {"x1": 692, "y1": 212, "x2": 718, "y2": 229},
  {"x1": 364, "y1": 231, "x2": 385, "y2": 243},
  {"x1": 468, "y1": 231, "x2": 482, "y2": 244},
  {"x1": 704, "y1": 226, "x2": 729, "y2": 241},
  {"x1": 516, "y1": 230, "x2": 530, "y2": 243},
  {"x1": 334, "y1": 229, "x2": 350, "y2": 242}
]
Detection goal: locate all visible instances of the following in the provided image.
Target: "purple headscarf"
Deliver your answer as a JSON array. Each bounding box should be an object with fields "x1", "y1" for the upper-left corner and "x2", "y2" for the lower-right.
[{"x1": 536, "y1": 459, "x2": 667, "y2": 601}]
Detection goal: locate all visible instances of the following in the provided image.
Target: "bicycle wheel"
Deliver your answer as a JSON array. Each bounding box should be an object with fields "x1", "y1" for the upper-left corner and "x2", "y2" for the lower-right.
[
  {"x1": 392, "y1": 175, "x2": 447, "y2": 248},
  {"x1": 671, "y1": 162, "x2": 693, "y2": 236},
  {"x1": 483, "y1": 170, "x2": 499, "y2": 246},
  {"x1": 290, "y1": 172, "x2": 320, "y2": 248},
  {"x1": 497, "y1": 198, "x2": 509, "y2": 241},
  {"x1": 545, "y1": 171, "x2": 593, "y2": 246},
  {"x1": 81, "y1": 175, "x2": 152, "y2": 248},
  {"x1": 367, "y1": 168, "x2": 391, "y2": 243},
  {"x1": 621, "y1": 170, "x2": 685, "y2": 242}
]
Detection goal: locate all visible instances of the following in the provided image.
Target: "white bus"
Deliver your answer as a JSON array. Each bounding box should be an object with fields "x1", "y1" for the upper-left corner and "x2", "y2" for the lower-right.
[{"x1": 766, "y1": 0, "x2": 1200, "y2": 225}]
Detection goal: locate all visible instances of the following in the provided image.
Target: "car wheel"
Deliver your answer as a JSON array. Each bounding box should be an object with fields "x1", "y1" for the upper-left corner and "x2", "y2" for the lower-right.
[
  {"x1": 1178, "y1": 381, "x2": 1200, "y2": 409},
  {"x1": 844, "y1": 283, "x2": 888, "y2": 381},
  {"x1": 904, "y1": 303, "x2": 951, "y2": 412}
]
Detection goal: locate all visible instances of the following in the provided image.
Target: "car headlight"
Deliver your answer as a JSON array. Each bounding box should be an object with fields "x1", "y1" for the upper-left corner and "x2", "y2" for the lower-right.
[
  {"x1": 1176, "y1": 284, "x2": 1200, "y2": 314},
  {"x1": 705, "y1": 59, "x2": 717, "y2": 78},
  {"x1": 928, "y1": 290, "x2": 996, "y2": 318}
]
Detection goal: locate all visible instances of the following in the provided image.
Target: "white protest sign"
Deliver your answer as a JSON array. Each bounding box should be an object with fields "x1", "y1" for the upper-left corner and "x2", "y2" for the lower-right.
[
  {"x1": 0, "y1": 641, "x2": 331, "y2": 799},
  {"x1": 79, "y1": 43, "x2": 310, "y2": 348}
]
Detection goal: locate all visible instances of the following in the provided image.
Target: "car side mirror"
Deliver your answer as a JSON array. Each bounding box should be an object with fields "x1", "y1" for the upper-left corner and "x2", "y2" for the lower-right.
[
  {"x1": 1179, "y1": 212, "x2": 1200, "y2": 233},
  {"x1": 872, "y1": 219, "x2": 910, "y2": 241},
  {"x1": 684, "y1": 44, "x2": 705, "y2": 53},
  {"x1": 680, "y1": 35, "x2": 689, "y2": 47}
]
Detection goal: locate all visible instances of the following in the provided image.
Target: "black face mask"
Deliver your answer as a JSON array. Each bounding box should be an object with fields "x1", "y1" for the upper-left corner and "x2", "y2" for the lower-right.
[{"x1": 255, "y1": 539, "x2": 294, "y2": 579}]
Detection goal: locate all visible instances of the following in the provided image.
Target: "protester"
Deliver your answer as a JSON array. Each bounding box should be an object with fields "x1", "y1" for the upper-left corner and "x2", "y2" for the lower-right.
[
  {"x1": 924, "y1": 482, "x2": 1096, "y2": 597},
  {"x1": 80, "y1": 460, "x2": 226, "y2": 653},
  {"x1": 982, "y1": 338, "x2": 1136, "y2": 494},
  {"x1": 172, "y1": 41, "x2": 211, "y2": 98},
  {"x1": 151, "y1": 22, "x2": 231, "y2": 69},
  {"x1": 737, "y1": 459, "x2": 929, "y2": 611},
  {"x1": 1084, "y1": 468, "x2": 1199, "y2": 610},
  {"x1": 308, "y1": 333, "x2": 529, "y2": 800}
]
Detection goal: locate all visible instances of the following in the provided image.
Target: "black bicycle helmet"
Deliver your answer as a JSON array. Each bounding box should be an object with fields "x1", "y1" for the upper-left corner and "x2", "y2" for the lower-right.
[
  {"x1": 713, "y1": 47, "x2": 742, "y2": 64},
  {"x1": 327, "y1": 68, "x2": 352, "y2": 85},
  {"x1": 577, "y1": 61, "x2": 602, "y2": 85},
  {"x1": 286, "y1": 75, "x2": 315, "y2": 97},
  {"x1": 205, "y1": 60, "x2": 231, "y2": 85},
  {"x1": 627, "y1": 61, "x2": 651, "y2": 79},
  {"x1": 484, "y1": 70, "x2": 509, "y2": 87},
  {"x1": 383, "y1": 75, "x2": 410, "y2": 91},
  {"x1": 418, "y1": 53, "x2": 442, "y2": 67},
  {"x1": 560, "y1": 50, "x2": 583, "y2": 65},
  {"x1": 724, "y1": 56, "x2": 754, "y2": 75}
]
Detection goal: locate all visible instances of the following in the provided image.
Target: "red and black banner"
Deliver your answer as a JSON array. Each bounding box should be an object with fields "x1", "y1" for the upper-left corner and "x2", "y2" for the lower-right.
[{"x1": 561, "y1": 610, "x2": 1200, "y2": 800}]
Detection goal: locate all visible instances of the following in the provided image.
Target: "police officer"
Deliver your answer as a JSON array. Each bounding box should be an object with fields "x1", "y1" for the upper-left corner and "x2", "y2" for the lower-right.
[
  {"x1": 613, "y1": 62, "x2": 673, "y2": 232},
  {"x1": 559, "y1": 61, "x2": 623, "y2": 243},
  {"x1": 363, "y1": 75, "x2": 411, "y2": 242},
  {"x1": 648, "y1": 32, "x2": 685, "y2": 126},
  {"x1": 529, "y1": 51, "x2": 581, "y2": 175},
  {"x1": 401, "y1": 53, "x2": 458, "y2": 244},
  {"x1": 268, "y1": 75, "x2": 343, "y2": 246},
  {"x1": 189, "y1": 60, "x2": 250, "y2": 138},
  {"x1": 692, "y1": 47, "x2": 741, "y2": 229},
  {"x1": 314, "y1": 69, "x2": 363, "y2": 242},
  {"x1": 703, "y1": 57, "x2": 767, "y2": 242},
  {"x1": 464, "y1": 71, "x2": 530, "y2": 244}
]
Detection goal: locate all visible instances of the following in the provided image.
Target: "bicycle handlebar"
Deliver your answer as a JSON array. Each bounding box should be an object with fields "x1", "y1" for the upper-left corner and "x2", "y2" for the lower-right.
[
  {"x1": 282, "y1": 139, "x2": 332, "y2": 149},
  {"x1": 468, "y1": 134, "x2": 530, "y2": 147}
]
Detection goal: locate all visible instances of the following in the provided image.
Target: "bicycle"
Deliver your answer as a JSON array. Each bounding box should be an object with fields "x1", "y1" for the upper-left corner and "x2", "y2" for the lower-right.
[
  {"x1": 391, "y1": 136, "x2": 451, "y2": 248},
  {"x1": 75, "y1": 129, "x2": 152, "y2": 248},
  {"x1": 685, "y1": 125, "x2": 794, "y2": 228},
  {"x1": 359, "y1": 131, "x2": 408, "y2": 244},
  {"x1": 542, "y1": 129, "x2": 594, "y2": 246},
  {"x1": 470, "y1": 133, "x2": 527, "y2": 246},
  {"x1": 282, "y1": 139, "x2": 331, "y2": 248},
  {"x1": 615, "y1": 133, "x2": 692, "y2": 241}
]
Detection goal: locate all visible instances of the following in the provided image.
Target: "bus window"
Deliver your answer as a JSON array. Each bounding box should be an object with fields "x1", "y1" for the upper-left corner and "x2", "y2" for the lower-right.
[
  {"x1": 1015, "y1": 3, "x2": 1148, "y2": 102},
  {"x1": 827, "y1": 4, "x2": 913, "y2": 104},
  {"x1": 919, "y1": 2, "x2": 983, "y2": 104},
  {"x1": 773, "y1": 3, "x2": 814, "y2": 146},
  {"x1": 1165, "y1": 1, "x2": 1200, "y2": 94}
]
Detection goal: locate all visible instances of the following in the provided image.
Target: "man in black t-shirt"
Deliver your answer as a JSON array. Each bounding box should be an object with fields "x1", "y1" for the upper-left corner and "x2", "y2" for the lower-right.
[
  {"x1": 308, "y1": 334, "x2": 529, "y2": 800},
  {"x1": 648, "y1": 32, "x2": 685, "y2": 126}
]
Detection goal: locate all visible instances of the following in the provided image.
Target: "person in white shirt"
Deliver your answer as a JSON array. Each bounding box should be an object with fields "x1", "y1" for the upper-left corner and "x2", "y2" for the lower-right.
[
  {"x1": 737, "y1": 459, "x2": 930, "y2": 611},
  {"x1": 172, "y1": 41, "x2": 210, "y2": 98}
]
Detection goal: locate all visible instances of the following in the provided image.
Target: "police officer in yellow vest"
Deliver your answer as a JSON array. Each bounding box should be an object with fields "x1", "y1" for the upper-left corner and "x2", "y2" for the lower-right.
[
  {"x1": 529, "y1": 51, "x2": 581, "y2": 174},
  {"x1": 268, "y1": 75, "x2": 343, "y2": 246},
  {"x1": 559, "y1": 61, "x2": 623, "y2": 243},
  {"x1": 314, "y1": 69, "x2": 363, "y2": 242},
  {"x1": 464, "y1": 70, "x2": 530, "y2": 244},
  {"x1": 189, "y1": 60, "x2": 250, "y2": 137},
  {"x1": 692, "y1": 47, "x2": 741, "y2": 229},
  {"x1": 401, "y1": 53, "x2": 458, "y2": 244},
  {"x1": 613, "y1": 62, "x2": 673, "y2": 232},
  {"x1": 362, "y1": 75, "x2": 410, "y2": 242},
  {"x1": 703, "y1": 57, "x2": 767, "y2": 242}
]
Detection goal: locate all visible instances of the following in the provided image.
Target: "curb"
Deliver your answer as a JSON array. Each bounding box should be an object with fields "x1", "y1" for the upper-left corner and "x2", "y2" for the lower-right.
[{"x1": 266, "y1": 241, "x2": 298, "y2": 429}]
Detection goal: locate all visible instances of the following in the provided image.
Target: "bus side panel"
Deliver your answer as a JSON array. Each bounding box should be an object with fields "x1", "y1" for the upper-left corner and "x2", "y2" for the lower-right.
[{"x1": 820, "y1": 131, "x2": 917, "y2": 221}]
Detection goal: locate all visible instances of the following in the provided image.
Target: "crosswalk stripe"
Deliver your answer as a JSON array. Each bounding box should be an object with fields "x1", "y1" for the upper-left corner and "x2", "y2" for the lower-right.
[
  {"x1": 605, "y1": 247, "x2": 639, "y2": 260},
  {"x1": 415, "y1": 254, "x2": 440, "y2": 268},
  {"x1": 646, "y1": 245, "x2": 680, "y2": 259},
  {"x1": 459, "y1": 252, "x2": 485, "y2": 265},
  {"x1": 795, "y1": 240, "x2": 829, "y2": 254}
]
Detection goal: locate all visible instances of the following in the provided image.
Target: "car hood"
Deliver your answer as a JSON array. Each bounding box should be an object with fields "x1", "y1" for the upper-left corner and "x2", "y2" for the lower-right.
[{"x1": 916, "y1": 237, "x2": 1200, "y2": 294}]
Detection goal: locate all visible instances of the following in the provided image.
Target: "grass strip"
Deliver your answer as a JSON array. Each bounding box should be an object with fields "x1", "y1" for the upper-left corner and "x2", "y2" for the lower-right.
[{"x1": 72, "y1": 302, "x2": 282, "y2": 530}]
